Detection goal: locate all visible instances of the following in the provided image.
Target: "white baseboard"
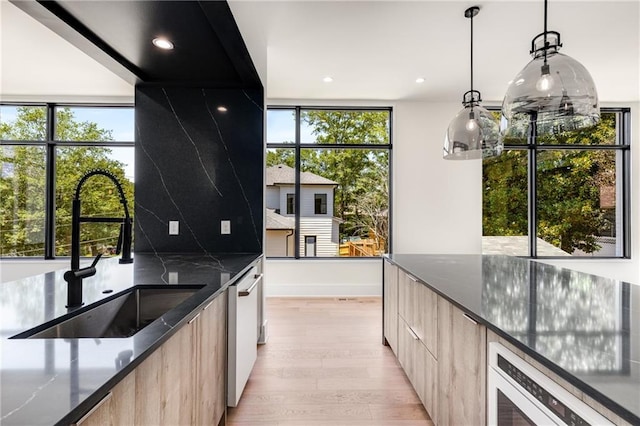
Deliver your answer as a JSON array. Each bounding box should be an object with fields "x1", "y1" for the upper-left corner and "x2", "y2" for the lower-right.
[{"x1": 265, "y1": 282, "x2": 381, "y2": 297}]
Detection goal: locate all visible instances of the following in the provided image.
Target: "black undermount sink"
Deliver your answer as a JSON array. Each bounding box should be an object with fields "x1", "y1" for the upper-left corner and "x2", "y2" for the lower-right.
[{"x1": 12, "y1": 285, "x2": 204, "y2": 339}]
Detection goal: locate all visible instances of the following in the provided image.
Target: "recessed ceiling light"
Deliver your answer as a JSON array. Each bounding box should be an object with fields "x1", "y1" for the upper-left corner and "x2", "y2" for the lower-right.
[
  {"x1": 416, "y1": 77, "x2": 425, "y2": 84},
  {"x1": 323, "y1": 76, "x2": 333, "y2": 83},
  {"x1": 217, "y1": 106, "x2": 228, "y2": 112},
  {"x1": 152, "y1": 37, "x2": 174, "y2": 50}
]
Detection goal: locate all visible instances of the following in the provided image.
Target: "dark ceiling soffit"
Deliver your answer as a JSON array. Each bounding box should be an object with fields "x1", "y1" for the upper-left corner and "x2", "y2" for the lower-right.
[
  {"x1": 10, "y1": 0, "x2": 142, "y2": 85},
  {"x1": 198, "y1": 1, "x2": 262, "y2": 88}
]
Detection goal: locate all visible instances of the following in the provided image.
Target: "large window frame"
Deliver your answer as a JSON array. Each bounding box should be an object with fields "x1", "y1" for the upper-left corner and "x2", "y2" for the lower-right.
[
  {"x1": 266, "y1": 105, "x2": 393, "y2": 259},
  {"x1": 484, "y1": 107, "x2": 631, "y2": 259},
  {"x1": 0, "y1": 102, "x2": 135, "y2": 259}
]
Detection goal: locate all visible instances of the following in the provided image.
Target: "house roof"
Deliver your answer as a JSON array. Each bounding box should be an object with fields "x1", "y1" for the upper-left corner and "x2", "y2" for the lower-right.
[
  {"x1": 266, "y1": 164, "x2": 337, "y2": 186},
  {"x1": 266, "y1": 208, "x2": 295, "y2": 230}
]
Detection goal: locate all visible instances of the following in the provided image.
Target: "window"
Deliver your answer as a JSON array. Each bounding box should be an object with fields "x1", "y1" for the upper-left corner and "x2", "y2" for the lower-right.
[
  {"x1": 314, "y1": 193, "x2": 327, "y2": 214},
  {"x1": 1, "y1": 104, "x2": 134, "y2": 258},
  {"x1": 483, "y1": 109, "x2": 630, "y2": 258},
  {"x1": 304, "y1": 236, "x2": 317, "y2": 257},
  {"x1": 266, "y1": 107, "x2": 391, "y2": 258},
  {"x1": 286, "y1": 193, "x2": 295, "y2": 215}
]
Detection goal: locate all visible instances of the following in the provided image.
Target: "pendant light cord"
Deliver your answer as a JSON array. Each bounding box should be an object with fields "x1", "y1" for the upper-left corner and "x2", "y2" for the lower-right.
[
  {"x1": 470, "y1": 10, "x2": 474, "y2": 95},
  {"x1": 543, "y1": 0, "x2": 548, "y2": 65}
]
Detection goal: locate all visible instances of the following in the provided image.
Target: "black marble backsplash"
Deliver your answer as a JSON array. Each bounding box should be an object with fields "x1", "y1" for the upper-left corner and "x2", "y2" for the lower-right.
[{"x1": 134, "y1": 85, "x2": 263, "y2": 254}]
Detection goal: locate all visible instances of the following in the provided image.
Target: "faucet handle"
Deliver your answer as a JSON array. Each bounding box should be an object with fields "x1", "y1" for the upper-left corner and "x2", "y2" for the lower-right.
[
  {"x1": 91, "y1": 252, "x2": 103, "y2": 268},
  {"x1": 115, "y1": 223, "x2": 123, "y2": 255}
]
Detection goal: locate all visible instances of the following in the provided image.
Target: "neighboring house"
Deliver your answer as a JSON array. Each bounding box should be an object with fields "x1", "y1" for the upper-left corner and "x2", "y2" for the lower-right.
[{"x1": 266, "y1": 164, "x2": 340, "y2": 256}]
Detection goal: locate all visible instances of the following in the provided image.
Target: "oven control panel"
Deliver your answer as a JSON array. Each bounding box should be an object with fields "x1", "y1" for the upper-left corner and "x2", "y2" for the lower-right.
[{"x1": 498, "y1": 355, "x2": 590, "y2": 426}]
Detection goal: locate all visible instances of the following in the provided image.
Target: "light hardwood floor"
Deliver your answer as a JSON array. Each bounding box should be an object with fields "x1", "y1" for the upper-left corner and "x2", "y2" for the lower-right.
[{"x1": 227, "y1": 297, "x2": 433, "y2": 426}]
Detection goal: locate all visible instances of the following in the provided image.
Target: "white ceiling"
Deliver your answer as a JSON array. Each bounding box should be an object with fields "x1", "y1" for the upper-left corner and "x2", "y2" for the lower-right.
[
  {"x1": 0, "y1": 1, "x2": 133, "y2": 103},
  {"x1": 1, "y1": 1, "x2": 638, "y2": 104},
  {"x1": 229, "y1": 0, "x2": 640, "y2": 103}
]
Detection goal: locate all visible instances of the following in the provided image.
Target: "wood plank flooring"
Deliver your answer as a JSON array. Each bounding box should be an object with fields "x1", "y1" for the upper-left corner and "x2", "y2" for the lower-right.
[{"x1": 227, "y1": 297, "x2": 433, "y2": 426}]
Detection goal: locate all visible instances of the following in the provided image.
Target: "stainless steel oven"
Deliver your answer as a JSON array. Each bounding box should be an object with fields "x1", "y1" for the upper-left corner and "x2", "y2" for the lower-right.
[{"x1": 488, "y1": 342, "x2": 613, "y2": 426}]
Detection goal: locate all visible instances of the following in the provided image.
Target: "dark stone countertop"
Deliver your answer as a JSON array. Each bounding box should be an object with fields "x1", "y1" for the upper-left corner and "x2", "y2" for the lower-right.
[
  {"x1": 385, "y1": 254, "x2": 640, "y2": 425},
  {"x1": 0, "y1": 252, "x2": 261, "y2": 426}
]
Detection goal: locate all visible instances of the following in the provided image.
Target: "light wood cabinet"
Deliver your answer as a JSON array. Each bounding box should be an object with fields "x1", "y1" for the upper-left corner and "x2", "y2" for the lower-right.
[
  {"x1": 195, "y1": 291, "x2": 227, "y2": 425},
  {"x1": 396, "y1": 271, "x2": 439, "y2": 424},
  {"x1": 437, "y1": 297, "x2": 486, "y2": 426},
  {"x1": 383, "y1": 260, "x2": 399, "y2": 353},
  {"x1": 74, "y1": 290, "x2": 228, "y2": 426},
  {"x1": 386, "y1": 261, "x2": 487, "y2": 426}
]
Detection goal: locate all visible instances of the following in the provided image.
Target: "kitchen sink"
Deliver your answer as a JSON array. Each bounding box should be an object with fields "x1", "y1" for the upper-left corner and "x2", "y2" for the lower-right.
[{"x1": 12, "y1": 286, "x2": 204, "y2": 339}]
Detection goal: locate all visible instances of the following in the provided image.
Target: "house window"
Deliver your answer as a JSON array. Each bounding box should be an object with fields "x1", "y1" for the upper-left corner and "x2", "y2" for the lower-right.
[
  {"x1": 304, "y1": 236, "x2": 317, "y2": 257},
  {"x1": 314, "y1": 194, "x2": 327, "y2": 214},
  {"x1": 483, "y1": 109, "x2": 630, "y2": 258},
  {"x1": 286, "y1": 193, "x2": 295, "y2": 214},
  {"x1": 266, "y1": 107, "x2": 391, "y2": 258},
  {"x1": 1, "y1": 104, "x2": 134, "y2": 258}
]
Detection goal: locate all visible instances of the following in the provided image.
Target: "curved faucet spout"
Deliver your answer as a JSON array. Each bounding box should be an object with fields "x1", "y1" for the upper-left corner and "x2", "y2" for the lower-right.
[
  {"x1": 65, "y1": 169, "x2": 133, "y2": 309},
  {"x1": 74, "y1": 169, "x2": 131, "y2": 219}
]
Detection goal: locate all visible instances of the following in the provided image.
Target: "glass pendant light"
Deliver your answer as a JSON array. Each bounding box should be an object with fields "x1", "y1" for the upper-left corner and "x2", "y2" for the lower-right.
[
  {"x1": 501, "y1": 0, "x2": 599, "y2": 141},
  {"x1": 444, "y1": 6, "x2": 502, "y2": 160}
]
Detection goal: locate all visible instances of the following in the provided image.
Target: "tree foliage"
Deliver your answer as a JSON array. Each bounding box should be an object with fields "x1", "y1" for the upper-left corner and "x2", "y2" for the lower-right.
[
  {"x1": 267, "y1": 110, "x2": 390, "y2": 251},
  {"x1": 483, "y1": 113, "x2": 618, "y2": 254},
  {"x1": 1, "y1": 106, "x2": 133, "y2": 256}
]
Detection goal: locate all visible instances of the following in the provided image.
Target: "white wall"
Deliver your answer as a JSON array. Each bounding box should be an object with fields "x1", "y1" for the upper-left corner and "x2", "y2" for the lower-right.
[
  {"x1": 1, "y1": 260, "x2": 70, "y2": 283},
  {"x1": 265, "y1": 258, "x2": 381, "y2": 296},
  {"x1": 393, "y1": 101, "x2": 482, "y2": 254}
]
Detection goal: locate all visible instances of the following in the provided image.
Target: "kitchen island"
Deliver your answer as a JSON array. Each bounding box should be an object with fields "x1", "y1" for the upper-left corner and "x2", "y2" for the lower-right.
[
  {"x1": 384, "y1": 254, "x2": 640, "y2": 425},
  {"x1": 0, "y1": 252, "x2": 261, "y2": 425}
]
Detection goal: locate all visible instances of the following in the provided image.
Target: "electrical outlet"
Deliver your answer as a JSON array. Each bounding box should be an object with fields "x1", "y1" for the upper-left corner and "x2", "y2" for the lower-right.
[
  {"x1": 169, "y1": 221, "x2": 179, "y2": 235},
  {"x1": 168, "y1": 272, "x2": 179, "y2": 284},
  {"x1": 221, "y1": 220, "x2": 231, "y2": 234}
]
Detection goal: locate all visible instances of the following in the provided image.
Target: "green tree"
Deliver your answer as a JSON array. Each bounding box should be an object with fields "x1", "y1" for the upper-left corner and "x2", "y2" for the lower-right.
[
  {"x1": 267, "y1": 110, "x2": 390, "y2": 253},
  {"x1": 1, "y1": 106, "x2": 133, "y2": 257},
  {"x1": 483, "y1": 113, "x2": 617, "y2": 254}
]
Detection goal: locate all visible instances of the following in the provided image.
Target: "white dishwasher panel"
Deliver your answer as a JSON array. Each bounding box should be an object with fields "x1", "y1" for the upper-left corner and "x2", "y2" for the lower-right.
[{"x1": 227, "y1": 267, "x2": 261, "y2": 407}]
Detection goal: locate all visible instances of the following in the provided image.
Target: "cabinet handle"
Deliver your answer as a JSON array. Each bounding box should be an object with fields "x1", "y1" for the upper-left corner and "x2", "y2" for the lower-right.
[
  {"x1": 407, "y1": 275, "x2": 418, "y2": 282},
  {"x1": 239, "y1": 273, "x2": 263, "y2": 297},
  {"x1": 406, "y1": 325, "x2": 419, "y2": 340},
  {"x1": 462, "y1": 313, "x2": 478, "y2": 325},
  {"x1": 203, "y1": 300, "x2": 214, "y2": 310},
  {"x1": 73, "y1": 392, "x2": 112, "y2": 425},
  {"x1": 188, "y1": 312, "x2": 201, "y2": 324}
]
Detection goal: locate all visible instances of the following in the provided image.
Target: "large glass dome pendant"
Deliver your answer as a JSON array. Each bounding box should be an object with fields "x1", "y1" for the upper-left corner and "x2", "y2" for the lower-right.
[
  {"x1": 444, "y1": 90, "x2": 502, "y2": 160},
  {"x1": 501, "y1": 0, "x2": 600, "y2": 141},
  {"x1": 444, "y1": 6, "x2": 501, "y2": 160}
]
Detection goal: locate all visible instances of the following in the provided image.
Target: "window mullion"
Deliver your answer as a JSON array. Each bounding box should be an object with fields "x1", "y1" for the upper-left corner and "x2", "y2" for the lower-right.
[
  {"x1": 44, "y1": 104, "x2": 56, "y2": 259},
  {"x1": 528, "y1": 114, "x2": 538, "y2": 258},
  {"x1": 294, "y1": 107, "x2": 301, "y2": 259}
]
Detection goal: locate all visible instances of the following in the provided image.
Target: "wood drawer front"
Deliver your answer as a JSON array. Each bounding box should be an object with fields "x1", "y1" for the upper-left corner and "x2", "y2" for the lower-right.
[
  {"x1": 398, "y1": 316, "x2": 438, "y2": 423},
  {"x1": 437, "y1": 297, "x2": 486, "y2": 426},
  {"x1": 413, "y1": 282, "x2": 438, "y2": 358}
]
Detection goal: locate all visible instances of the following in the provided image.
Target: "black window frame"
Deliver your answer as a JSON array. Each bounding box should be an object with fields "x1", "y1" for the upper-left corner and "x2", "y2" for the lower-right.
[
  {"x1": 266, "y1": 105, "x2": 393, "y2": 259},
  {"x1": 286, "y1": 193, "x2": 295, "y2": 215},
  {"x1": 0, "y1": 102, "x2": 135, "y2": 259},
  {"x1": 484, "y1": 107, "x2": 631, "y2": 259},
  {"x1": 314, "y1": 193, "x2": 327, "y2": 215}
]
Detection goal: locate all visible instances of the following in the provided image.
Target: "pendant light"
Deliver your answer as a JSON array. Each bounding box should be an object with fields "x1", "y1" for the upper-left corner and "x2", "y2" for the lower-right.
[
  {"x1": 501, "y1": 0, "x2": 599, "y2": 141},
  {"x1": 444, "y1": 6, "x2": 502, "y2": 160}
]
